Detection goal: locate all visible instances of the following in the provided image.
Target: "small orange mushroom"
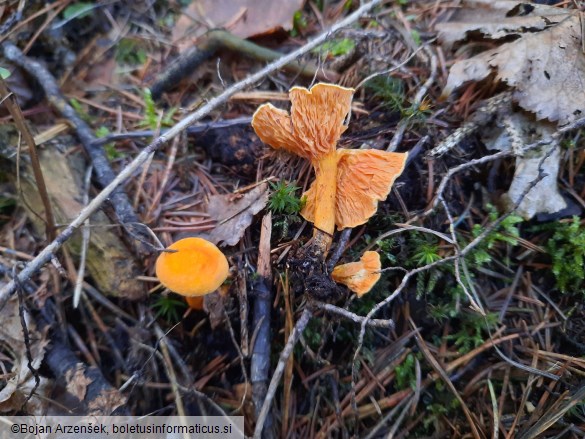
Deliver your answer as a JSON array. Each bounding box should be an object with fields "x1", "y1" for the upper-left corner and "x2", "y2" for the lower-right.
[
  {"x1": 155, "y1": 237, "x2": 229, "y2": 297},
  {"x1": 185, "y1": 296, "x2": 204, "y2": 310},
  {"x1": 331, "y1": 251, "x2": 381, "y2": 297},
  {"x1": 252, "y1": 83, "x2": 407, "y2": 254}
]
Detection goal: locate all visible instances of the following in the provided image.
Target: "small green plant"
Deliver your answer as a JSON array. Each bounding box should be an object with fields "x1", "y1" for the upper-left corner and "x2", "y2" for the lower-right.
[
  {"x1": 412, "y1": 241, "x2": 441, "y2": 266},
  {"x1": 95, "y1": 126, "x2": 125, "y2": 160},
  {"x1": 142, "y1": 88, "x2": 158, "y2": 130},
  {"x1": 268, "y1": 180, "x2": 303, "y2": 215},
  {"x1": 151, "y1": 294, "x2": 186, "y2": 322},
  {"x1": 138, "y1": 89, "x2": 177, "y2": 131},
  {"x1": 394, "y1": 352, "x2": 417, "y2": 390},
  {"x1": 291, "y1": 11, "x2": 307, "y2": 37},
  {"x1": 314, "y1": 38, "x2": 355, "y2": 58},
  {"x1": 410, "y1": 29, "x2": 421, "y2": 46},
  {"x1": 116, "y1": 38, "x2": 147, "y2": 65},
  {"x1": 445, "y1": 311, "x2": 498, "y2": 354},
  {"x1": 469, "y1": 204, "x2": 523, "y2": 266},
  {"x1": 269, "y1": 180, "x2": 304, "y2": 239},
  {"x1": 69, "y1": 98, "x2": 92, "y2": 122},
  {"x1": 364, "y1": 76, "x2": 405, "y2": 113},
  {"x1": 544, "y1": 216, "x2": 585, "y2": 293}
]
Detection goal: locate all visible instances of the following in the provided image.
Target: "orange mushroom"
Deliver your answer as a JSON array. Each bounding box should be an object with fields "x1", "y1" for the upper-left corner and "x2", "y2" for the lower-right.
[
  {"x1": 155, "y1": 237, "x2": 229, "y2": 297},
  {"x1": 252, "y1": 83, "x2": 407, "y2": 254},
  {"x1": 185, "y1": 296, "x2": 204, "y2": 310},
  {"x1": 331, "y1": 251, "x2": 381, "y2": 297}
]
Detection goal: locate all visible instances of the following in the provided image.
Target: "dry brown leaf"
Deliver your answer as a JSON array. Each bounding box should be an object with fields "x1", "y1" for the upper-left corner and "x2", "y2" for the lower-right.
[
  {"x1": 87, "y1": 388, "x2": 127, "y2": 415},
  {"x1": 436, "y1": 0, "x2": 569, "y2": 47},
  {"x1": 173, "y1": 0, "x2": 305, "y2": 51},
  {"x1": 0, "y1": 295, "x2": 50, "y2": 413},
  {"x1": 65, "y1": 364, "x2": 93, "y2": 401},
  {"x1": 205, "y1": 183, "x2": 269, "y2": 247},
  {"x1": 203, "y1": 290, "x2": 227, "y2": 330},
  {"x1": 483, "y1": 113, "x2": 567, "y2": 219},
  {"x1": 440, "y1": 6, "x2": 585, "y2": 125}
]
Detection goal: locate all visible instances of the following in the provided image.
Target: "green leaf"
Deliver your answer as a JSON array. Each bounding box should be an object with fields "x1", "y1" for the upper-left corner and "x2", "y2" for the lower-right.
[{"x1": 63, "y1": 2, "x2": 95, "y2": 20}]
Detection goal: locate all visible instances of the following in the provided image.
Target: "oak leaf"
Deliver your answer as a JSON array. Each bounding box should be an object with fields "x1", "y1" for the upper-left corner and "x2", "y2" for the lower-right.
[{"x1": 439, "y1": 2, "x2": 584, "y2": 125}]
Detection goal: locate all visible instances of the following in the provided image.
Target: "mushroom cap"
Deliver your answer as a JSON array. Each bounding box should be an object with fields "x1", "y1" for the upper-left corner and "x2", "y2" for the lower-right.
[
  {"x1": 251, "y1": 83, "x2": 354, "y2": 161},
  {"x1": 155, "y1": 237, "x2": 229, "y2": 297},
  {"x1": 301, "y1": 149, "x2": 408, "y2": 229},
  {"x1": 331, "y1": 251, "x2": 381, "y2": 297}
]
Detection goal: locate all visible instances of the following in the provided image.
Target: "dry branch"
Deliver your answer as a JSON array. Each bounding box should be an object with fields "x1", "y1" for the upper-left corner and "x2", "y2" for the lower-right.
[{"x1": 251, "y1": 213, "x2": 273, "y2": 432}]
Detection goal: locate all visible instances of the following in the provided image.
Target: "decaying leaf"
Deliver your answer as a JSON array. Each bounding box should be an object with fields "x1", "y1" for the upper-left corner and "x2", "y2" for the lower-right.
[
  {"x1": 205, "y1": 183, "x2": 269, "y2": 247},
  {"x1": 483, "y1": 113, "x2": 567, "y2": 219},
  {"x1": 65, "y1": 364, "x2": 93, "y2": 402},
  {"x1": 173, "y1": 0, "x2": 305, "y2": 51},
  {"x1": 87, "y1": 389, "x2": 127, "y2": 415},
  {"x1": 0, "y1": 295, "x2": 50, "y2": 413},
  {"x1": 439, "y1": 2, "x2": 584, "y2": 125},
  {"x1": 203, "y1": 288, "x2": 228, "y2": 330},
  {"x1": 436, "y1": 0, "x2": 569, "y2": 47}
]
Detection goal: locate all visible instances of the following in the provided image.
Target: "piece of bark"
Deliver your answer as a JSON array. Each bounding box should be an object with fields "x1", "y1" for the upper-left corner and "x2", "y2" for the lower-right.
[{"x1": 0, "y1": 127, "x2": 144, "y2": 299}]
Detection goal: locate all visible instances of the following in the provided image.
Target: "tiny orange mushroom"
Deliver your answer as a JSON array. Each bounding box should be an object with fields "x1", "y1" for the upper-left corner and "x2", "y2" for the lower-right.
[
  {"x1": 185, "y1": 296, "x2": 204, "y2": 310},
  {"x1": 252, "y1": 83, "x2": 407, "y2": 254},
  {"x1": 331, "y1": 251, "x2": 381, "y2": 297},
  {"x1": 155, "y1": 237, "x2": 229, "y2": 297}
]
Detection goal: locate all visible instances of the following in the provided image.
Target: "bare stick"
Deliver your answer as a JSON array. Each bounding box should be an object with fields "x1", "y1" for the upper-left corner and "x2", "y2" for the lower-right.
[
  {"x1": 73, "y1": 166, "x2": 92, "y2": 308},
  {"x1": 315, "y1": 302, "x2": 394, "y2": 328},
  {"x1": 0, "y1": 0, "x2": 385, "y2": 305},
  {"x1": 254, "y1": 308, "x2": 312, "y2": 439},
  {"x1": 0, "y1": 77, "x2": 56, "y2": 242},
  {"x1": 252, "y1": 213, "x2": 273, "y2": 426}
]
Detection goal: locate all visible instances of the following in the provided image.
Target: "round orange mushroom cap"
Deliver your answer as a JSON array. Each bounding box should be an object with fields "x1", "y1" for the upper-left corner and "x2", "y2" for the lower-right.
[
  {"x1": 251, "y1": 83, "x2": 354, "y2": 161},
  {"x1": 155, "y1": 237, "x2": 229, "y2": 297},
  {"x1": 331, "y1": 251, "x2": 382, "y2": 297}
]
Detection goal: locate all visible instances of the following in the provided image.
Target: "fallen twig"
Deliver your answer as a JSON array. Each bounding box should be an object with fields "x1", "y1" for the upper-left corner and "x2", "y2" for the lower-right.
[
  {"x1": 315, "y1": 302, "x2": 394, "y2": 328},
  {"x1": 251, "y1": 213, "x2": 273, "y2": 430},
  {"x1": 0, "y1": 77, "x2": 56, "y2": 242},
  {"x1": 151, "y1": 29, "x2": 339, "y2": 99},
  {"x1": 90, "y1": 117, "x2": 253, "y2": 147},
  {"x1": 0, "y1": 0, "x2": 385, "y2": 304},
  {"x1": 254, "y1": 308, "x2": 312, "y2": 439}
]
